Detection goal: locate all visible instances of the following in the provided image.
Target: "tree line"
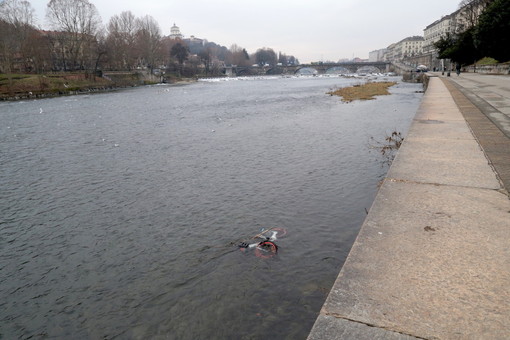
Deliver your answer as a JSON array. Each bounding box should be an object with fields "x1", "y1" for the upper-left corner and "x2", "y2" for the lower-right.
[
  {"x1": 434, "y1": 0, "x2": 509, "y2": 66},
  {"x1": 0, "y1": 0, "x2": 299, "y2": 77}
]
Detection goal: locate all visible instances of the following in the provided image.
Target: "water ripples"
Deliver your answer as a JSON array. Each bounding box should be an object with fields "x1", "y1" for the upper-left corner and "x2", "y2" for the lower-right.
[{"x1": 0, "y1": 76, "x2": 422, "y2": 339}]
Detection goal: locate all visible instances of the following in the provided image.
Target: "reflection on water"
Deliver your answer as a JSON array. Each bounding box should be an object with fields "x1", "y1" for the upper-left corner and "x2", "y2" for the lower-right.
[{"x1": 0, "y1": 76, "x2": 422, "y2": 339}]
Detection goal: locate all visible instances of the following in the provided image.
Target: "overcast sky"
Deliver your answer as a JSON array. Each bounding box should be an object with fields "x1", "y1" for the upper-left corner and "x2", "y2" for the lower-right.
[{"x1": 28, "y1": 0, "x2": 461, "y2": 63}]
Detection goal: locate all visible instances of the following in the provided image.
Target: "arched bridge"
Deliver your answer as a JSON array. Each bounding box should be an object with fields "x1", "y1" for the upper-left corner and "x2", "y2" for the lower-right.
[{"x1": 224, "y1": 62, "x2": 391, "y2": 77}]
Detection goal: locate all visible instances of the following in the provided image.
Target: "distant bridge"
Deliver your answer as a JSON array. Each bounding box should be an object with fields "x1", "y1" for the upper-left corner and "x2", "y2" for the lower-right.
[{"x1": 224, "y1": 62, "x2": 391, "y2": 77}]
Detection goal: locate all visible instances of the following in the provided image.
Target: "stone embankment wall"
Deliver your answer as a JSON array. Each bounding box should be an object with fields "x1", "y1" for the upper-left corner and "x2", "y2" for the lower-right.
[{"x1": 463, "y1": 63, "x2": 510, "y2": 74}]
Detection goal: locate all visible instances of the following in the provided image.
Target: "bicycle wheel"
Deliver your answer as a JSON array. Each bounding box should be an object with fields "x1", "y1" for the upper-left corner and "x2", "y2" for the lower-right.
[{"x1": 255, "y1": 241, "x2": 278, "y2": 259}]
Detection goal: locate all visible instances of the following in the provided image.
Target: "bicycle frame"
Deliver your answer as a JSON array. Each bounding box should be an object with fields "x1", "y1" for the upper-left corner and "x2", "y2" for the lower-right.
[{"x1": 238, "y1": 229, "x2": 281, "y2": 258}]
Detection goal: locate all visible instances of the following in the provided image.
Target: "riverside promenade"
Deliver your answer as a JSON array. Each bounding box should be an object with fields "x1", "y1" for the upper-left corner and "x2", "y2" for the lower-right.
[{"x1": 308, "y1": 74, "x2": 510, "y2": 339}]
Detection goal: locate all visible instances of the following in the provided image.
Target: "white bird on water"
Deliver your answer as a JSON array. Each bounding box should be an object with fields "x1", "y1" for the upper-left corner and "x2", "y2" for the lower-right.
[{"x1": 39, "y1": 108, "x2": 43, "y2": 113}]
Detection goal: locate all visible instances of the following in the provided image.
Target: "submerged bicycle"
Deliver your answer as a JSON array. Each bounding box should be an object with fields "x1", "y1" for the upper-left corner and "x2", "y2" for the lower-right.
[{"x1": 238, "y1": 227, "x2": 287, "y2": 259}]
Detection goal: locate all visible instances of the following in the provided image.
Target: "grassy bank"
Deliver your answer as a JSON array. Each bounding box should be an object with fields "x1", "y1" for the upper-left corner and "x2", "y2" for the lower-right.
[
  {"x1": 0, "y1": 73, "x2": 116, "y2": 100},
  {"x1": 328, "y1": 81, "x2": 397, "y2": 102},
  {"x1": 0, "y1": 72, "x2": 165, "y2": 100}
]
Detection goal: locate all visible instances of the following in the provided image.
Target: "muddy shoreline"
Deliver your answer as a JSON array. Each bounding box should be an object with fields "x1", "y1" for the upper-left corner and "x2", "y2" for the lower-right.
[{"x1": 0, "y1": 78, "x2": 196, "y2": 101}]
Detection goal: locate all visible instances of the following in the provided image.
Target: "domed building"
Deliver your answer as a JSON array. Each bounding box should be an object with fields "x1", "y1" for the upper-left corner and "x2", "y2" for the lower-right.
[{"x1": 170, "y1": 23, "x2": 183, "y2": 39}]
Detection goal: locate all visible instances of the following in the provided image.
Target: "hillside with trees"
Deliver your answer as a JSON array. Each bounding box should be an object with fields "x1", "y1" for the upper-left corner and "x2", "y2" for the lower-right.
[{"x1": 0, "y1": 0, "x2": 299, "y2": 81}]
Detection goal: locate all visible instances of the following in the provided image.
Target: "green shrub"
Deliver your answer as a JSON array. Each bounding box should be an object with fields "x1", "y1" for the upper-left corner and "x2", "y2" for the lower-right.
[{"x1": 476, "y1": 57, "x2": 499, "y2": 65}]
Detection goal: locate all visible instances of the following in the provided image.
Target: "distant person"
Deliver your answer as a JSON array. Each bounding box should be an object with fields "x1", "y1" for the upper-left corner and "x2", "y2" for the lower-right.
[{"x1": 456, "y1": 64, "x2": 461, "y2": 76}]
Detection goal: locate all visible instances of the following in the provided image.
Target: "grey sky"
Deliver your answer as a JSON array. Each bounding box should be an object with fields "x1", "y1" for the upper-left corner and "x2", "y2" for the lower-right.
[{"x1": 29, "y1": 0, "x2": 461, "y2": 63}]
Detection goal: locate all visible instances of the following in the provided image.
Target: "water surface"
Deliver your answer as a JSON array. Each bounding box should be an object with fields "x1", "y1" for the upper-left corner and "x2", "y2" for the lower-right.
[{"x1": 0, "y1": 76, "x2": 422, "y2": 339}]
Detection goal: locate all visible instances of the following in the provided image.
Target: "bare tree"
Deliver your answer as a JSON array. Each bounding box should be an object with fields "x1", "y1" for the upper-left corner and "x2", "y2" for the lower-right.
[
  {"x1": 134, "y1": 15, "x2": 162, "y2": 72},
  {"x1": 0, "y1": 0, "x2": 36, "y2": 72},
  {"x1": 278, "y1": 51, "x2": 288, "y2": 66},
  {"x1": 0, "y1": 0, "x2": 35, "y2": 27},
  {"x1": 46, "y1": 0, "x2": 102, "y2": 70},
  {"x1": 228, "y1": 44, "x2": 251, "y2": 67},
  {"x1": 106, "y1": 11, "x2": 137, "y2": 70},
  {"x1": 457, "y1": 0, "x2": 493, "y2": 31},
  {"x1": 29, "y1": 30, "x2": 53, "y2": 73},
  {"x1": 92, "y1": 30, "x2": 107, "y2": 74},
  {"x1": 198, "y1": 47, "x2": 212, "y2": 74},
  {"x1": 255, "y1": 47, "x2": 277, "y2": 67}
]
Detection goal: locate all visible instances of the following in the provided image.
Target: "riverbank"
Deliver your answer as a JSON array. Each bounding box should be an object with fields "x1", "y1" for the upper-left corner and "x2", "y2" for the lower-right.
[
  {"x1": 0, "y1": 72, "x2": 196, "y2": 101},
  {"x1": 308, "y1": 75, "x2": 510, "y2": 339}
]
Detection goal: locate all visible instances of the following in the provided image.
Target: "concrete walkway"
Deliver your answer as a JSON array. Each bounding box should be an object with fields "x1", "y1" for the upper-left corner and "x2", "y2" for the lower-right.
[
  {"x1": 446, "y1": 73, "x2": 510, "y2": 138},
  {"x1": 444, "y1": 73, "x2": 510, "y2": 193},
  {"x1": 307, "y1": 76, "x2": 510, "y2": 339}
]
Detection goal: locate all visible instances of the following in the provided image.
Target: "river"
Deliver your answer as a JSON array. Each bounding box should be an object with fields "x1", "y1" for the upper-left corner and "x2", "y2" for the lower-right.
[{"x1": 0, "y1": 75, "x2": 422, "y2": 339}]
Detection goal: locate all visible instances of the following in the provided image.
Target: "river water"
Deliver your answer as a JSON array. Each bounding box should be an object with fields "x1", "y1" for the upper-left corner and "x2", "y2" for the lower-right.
[{"x1": 0, "y1": 75, "x2": 422, "y2": 339}]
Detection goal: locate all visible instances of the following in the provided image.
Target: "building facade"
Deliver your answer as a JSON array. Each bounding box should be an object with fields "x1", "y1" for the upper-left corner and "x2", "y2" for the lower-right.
[
  {"x1": 373, "y1": 0, "x2": 490, "y2": 71},
  {"x1": 369, "y1": 48, "x2": 387, "y2": 62},
  {"x1": 390, "y1": 36, "x2": 424, "y2": 61},
  {"x1": 423, "y1": 12, "x2": 457, "y2": 55}
]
